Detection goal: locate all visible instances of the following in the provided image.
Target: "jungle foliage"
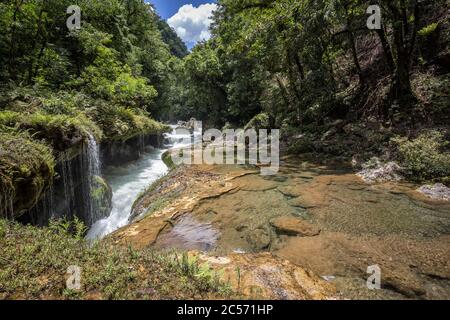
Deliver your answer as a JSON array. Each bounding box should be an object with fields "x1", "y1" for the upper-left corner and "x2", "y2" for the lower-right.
[
  {"x1": 170, "y1": 0, "x2": 449, "y2": 132},
  {"x1": 0, "y1": 0, "x2": 180, "y2": 218},
  {"x1": 0, "y1": 0, "x2": 187, "y2": 121}
]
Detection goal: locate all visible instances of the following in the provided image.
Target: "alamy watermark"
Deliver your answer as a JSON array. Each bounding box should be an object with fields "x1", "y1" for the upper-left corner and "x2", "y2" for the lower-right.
[
  {"x1": 171, "y1": 121, "x2": 280, "y2": 176},
  {"x1": 66, "y1": 265, "x2": 81, "y2": 290},
  {"x1": 367, "y1": 264, "x2": 381, "y2": 290},
  {"x1": 67, "y1": 5, "x2": 81, "y2": 31},
  {"x1": 367, "y1": 5, "x2": 382, "y2": 30}
]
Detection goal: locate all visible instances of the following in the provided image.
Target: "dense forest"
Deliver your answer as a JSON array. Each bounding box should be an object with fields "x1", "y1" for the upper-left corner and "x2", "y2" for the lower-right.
[
  {"x1": 0, "y1": 0, "x2": 186, "y2": 219},
  {"x1": 170, "y1": 0, "x2": 450, "y2": 183},
  {"x1": 0, "y1": 0, "x2": 187, "y2": 117},
  {"x1": 174, "y1": 0, "x2": 449, "y2": 127}
]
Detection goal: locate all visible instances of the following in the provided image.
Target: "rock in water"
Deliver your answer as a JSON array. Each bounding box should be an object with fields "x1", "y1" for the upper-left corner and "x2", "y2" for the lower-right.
[
  {"x1": 270, "y1": 216, "x2": 320, "y2": 237},
  {"x1": 246, "y1": 228, "x2": 271, "y2": 250},
  {"x1": 91, "y1": 176, "x2": 113, "y2": 219},
  {"x1": 417, "y1": 183, "x2": 450, "y2": 201},
  {"x1": 357, "y1": 157, "x2": 403, "y2": 183}
]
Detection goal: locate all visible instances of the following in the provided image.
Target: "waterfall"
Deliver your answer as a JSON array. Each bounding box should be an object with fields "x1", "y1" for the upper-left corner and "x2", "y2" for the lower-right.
[
  {"x1": 13, "y1": 132, "x2": 109, "y2": 228},
  {"x1": 61, "y1": 152, "x2": 75, "y2": 218},
  {"x1": 29, "y1": 185, "x2": 54, "y2": 226},
  {"x1": 86, "y1": 126, "x2": 201, "y2": 240},
  {"x1": 86, "y1": 133, "x2": 103, "y2": 225},
  {"x1": 0, "y1": 189, "x2": 14, "y2": 220},
  {"x1": 138, "y1": 134, "x2": 145, "y2": 156}
]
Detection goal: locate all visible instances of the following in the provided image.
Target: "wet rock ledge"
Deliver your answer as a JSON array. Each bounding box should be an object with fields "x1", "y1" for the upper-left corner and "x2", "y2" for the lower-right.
[{"x1": 110, "y1": 164, "x2": 337, "y2": 300}]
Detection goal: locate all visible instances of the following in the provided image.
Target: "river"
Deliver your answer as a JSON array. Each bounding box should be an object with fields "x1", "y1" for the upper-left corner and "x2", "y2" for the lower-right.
[{"x1": 86, "y1": 126, "x2": 199, "y2": 239}]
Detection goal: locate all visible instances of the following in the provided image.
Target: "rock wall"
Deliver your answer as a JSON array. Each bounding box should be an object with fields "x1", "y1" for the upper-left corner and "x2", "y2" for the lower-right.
[
  {"x1": 100, "y1": 134, "x2": 162, "y2": 167},
  {"x1": 21, "y1": 141, "x2": 112, "y2": 227},
  {"x1": 21, "y1": 133, "x2": 165, "y2": 227}
]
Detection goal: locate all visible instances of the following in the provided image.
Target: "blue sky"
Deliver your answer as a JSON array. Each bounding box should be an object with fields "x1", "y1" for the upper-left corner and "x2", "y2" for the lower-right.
[
  {"x1": 148, "y1": 1, "x2": 218, "y2": 49},
  {"x1": 150, "y1": 0, "x2": 216, "y2": 20}
]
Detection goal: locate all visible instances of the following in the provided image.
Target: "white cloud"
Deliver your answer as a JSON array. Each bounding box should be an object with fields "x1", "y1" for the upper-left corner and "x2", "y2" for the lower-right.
[{"x1": 168, "y1": 3, "x2": 217, "y2": 47}]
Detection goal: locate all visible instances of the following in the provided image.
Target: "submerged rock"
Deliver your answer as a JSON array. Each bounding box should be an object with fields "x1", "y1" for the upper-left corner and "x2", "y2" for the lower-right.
[
  {"x1": 176, "y1": 118, "x2": 197, "y2": 133},
  {"x1": 417, "y1": 183, "x2": 450, "y2": 201},
  {"x1": 270, "y1": 216, "x2": 320, "y2": 237},
  {"x1": 357, "y1": 158, "x2": 403, "y2": 183},
  {"x1": 246, "y1": 228, "x2": 271, "y2": 250}
]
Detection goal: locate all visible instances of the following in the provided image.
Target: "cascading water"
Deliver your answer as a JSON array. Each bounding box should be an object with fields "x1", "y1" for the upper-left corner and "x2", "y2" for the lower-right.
[
  {"x1": 86, "y1": 133, "x2": 103, "y2": 225},
  {"x1": 28, "y1": 184, "x2": 55, "y2": 226},
  {"x1": 60, "y1": 152, "x2": 75, "y2": 218},
  {"x1": 86, "y1": 126, "x2": 201, "y2": 240},
  {"x1": 0, "y1": 189, "x2": 14, "y2": 220},
  {"x1": 23, "y1": 134, "x2": 105, "y2": 227}
]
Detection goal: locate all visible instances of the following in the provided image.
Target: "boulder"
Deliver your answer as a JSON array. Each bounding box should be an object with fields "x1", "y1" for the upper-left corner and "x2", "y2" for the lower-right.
[
  {"x1": 357, "y1": 158, "x2": 403, "y2": 183},
  {"x1": 417, "y1": 183, "x2": 450, "y2": 201},
  {"x1": 246, "y1": 228, "x2": 271, "y2": 250},
  {"x1": 91, "y1": 175, "x2": 113, "y2": 219}
]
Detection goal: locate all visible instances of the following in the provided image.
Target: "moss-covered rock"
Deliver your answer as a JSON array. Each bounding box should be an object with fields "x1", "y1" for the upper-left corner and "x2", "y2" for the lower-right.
[
  {"x1": 91, "y1": 175, "x2": 113, "y2": 219},
  {"x1": 0, "y1": 130, "x2": 55, "y2": 219},
  {"x1": 87, "y1": 105, "x2": 170, "y2": 141},
  {"x1": 162, "y1": 149, "x2": 176, "y2": 170},
  {"x1": 0, "y1": 110, "x2": 102, "y2": 152},
  {"x1": 0, "y1": 89, "x2": 168, "y2": 222}
]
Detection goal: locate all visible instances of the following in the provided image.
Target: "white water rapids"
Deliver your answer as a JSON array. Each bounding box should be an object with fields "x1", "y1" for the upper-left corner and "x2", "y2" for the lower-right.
[{"x1": 86, "y1": 126, "x2": 200, "y2": 240}]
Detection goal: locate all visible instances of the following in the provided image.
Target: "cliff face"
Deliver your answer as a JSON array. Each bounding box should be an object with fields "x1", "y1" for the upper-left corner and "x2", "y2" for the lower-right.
[
  {"x1": 101, "y1": 134, "x2": 163, "y2": 167},
  {"x1": 16, "y1": 135, "x2": 104, "y2": 227},
  {"x1": 0, "y1": 99, "x2": 169, "y2": 226},
  {"x1": 0, "y1": 131, "x2": 55, "y2": 220},
  {"x1": 20, "y1": 131, "x2": 167, "y2": 228}
]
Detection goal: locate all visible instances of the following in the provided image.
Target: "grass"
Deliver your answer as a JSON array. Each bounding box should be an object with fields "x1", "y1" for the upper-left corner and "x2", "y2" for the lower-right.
[{"x1": 0, "y1": 219, "x2": 236, "y2": 300}]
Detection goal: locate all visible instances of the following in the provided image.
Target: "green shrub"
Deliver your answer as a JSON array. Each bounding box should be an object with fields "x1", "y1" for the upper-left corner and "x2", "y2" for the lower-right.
[
  {"x1": 0, "y1": 86, "x2": 168, "y2": 143},
  {"x1": 287, "y1": 133, "x2": 316, "y2": 154},
  {"x1": 0, "y1": 110, "x2": 102, "y2": 142},
  {"x1": 244, "y1": 113, "x2": 270, "y2": 131},
  {"x1": 90, "y1": 104, "x2": 170, "y2": 140},
  {"x1": 392, "y1": 131, "x2": 450, "y2": 181}
]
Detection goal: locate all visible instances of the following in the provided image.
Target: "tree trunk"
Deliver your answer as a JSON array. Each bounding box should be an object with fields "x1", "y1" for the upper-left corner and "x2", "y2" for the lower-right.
[
  {"x1": 286, "y1": 49, "x2": 302, "y2": 103},
  {"x1": 375, "y1": 27, "x2": 395, "y2": 73},
  {"x1": 8, "y1": 0, "x2": 25, "y2": 80},
  {"x1": 276, "y1": 76, "x2": 291, "y2": 110},
  {"x1": 391, "y1": 3, "x2": 415, "y2": 105},
  {"x1": 28, "y1": 5, "x2": 45, "y2": 84}
]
